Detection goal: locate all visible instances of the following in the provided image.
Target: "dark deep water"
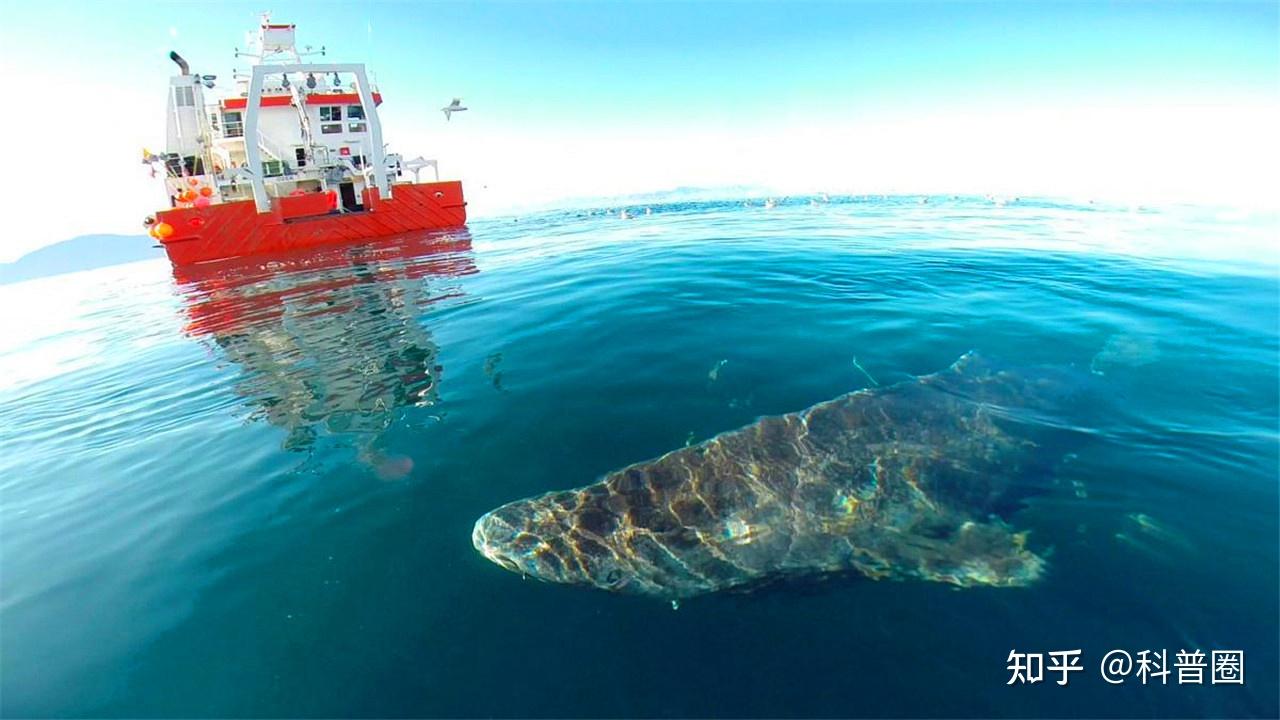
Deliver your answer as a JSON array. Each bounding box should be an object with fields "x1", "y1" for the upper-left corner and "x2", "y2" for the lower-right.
[{"x1": 1, "y1": 197, "x2": 1276, "y2": 717}]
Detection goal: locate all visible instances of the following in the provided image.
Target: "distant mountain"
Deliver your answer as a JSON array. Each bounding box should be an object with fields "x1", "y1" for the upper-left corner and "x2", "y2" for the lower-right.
[{"x1": 0, "y1": 234, "x2": 163, "y2": 285}]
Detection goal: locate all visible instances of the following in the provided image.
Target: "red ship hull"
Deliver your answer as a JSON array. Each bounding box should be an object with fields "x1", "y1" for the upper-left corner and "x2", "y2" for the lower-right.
[{"x1": 155, "y1": 181, "x2": 466, "y2": 265}]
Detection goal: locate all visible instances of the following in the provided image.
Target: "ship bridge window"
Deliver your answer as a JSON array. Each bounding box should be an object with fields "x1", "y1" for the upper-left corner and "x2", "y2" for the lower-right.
[
  {"x1": 347, "y1": 105, "x2": 365, "y2": 120},
  {"x1": 222, "y1": 111, "x2": 244, "y2": 138},
  {"x1": 321, "y1": 123, "x2": 342, "y2": 134},
  {"x1": 348, "y1": 122, "x2": 367, "y2": 133},
  {"x1": 319, "y1": 106, "x2": 342, "y2": 122},
  {"x1": 173, "y1": 86, "x2": 195, "y2": 107}
]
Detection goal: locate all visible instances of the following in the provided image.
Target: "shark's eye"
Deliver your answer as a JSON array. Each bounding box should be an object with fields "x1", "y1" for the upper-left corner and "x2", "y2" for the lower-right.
[{"x1": 604, "y1": 569, "x2": 622, "y2": 586}]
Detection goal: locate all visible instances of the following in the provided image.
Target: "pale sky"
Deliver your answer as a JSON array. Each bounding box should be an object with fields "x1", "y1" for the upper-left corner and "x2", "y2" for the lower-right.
[{"x1": 1, "y1": 1, "x2": 1277, "y2": 262}]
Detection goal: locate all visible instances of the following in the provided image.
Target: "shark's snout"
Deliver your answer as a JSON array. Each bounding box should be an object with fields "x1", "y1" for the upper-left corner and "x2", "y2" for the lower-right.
[
  {"x1": 471, "y1": 495, "x2": 644, "y2": 593},
  {"x1": 471, "y1": 511, "x2": 523, "y2": 573},
  {"x1": 471, "y1": 502, "x2": 575, "y2": 583}
]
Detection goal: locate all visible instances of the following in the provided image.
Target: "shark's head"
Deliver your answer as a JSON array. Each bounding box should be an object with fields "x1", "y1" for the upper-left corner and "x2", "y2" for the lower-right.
[{"x1": 471, "y1": 489, "x2": 648, "y2": 595}]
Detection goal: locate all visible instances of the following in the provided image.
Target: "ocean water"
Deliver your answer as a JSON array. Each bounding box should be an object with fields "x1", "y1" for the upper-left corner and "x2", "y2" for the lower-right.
[{"x1": 1, "y1": 196, "x2": 1276, "y2": 718}]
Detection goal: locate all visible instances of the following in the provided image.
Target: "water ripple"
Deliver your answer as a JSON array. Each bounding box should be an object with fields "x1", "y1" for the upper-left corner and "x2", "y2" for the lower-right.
[{"x1": 0, "y1": 197, "x2": 1275, "y2": 717}]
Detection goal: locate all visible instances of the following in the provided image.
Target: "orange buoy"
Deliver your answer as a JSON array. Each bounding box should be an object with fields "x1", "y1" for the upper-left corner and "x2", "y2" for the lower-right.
[
  {"x1": 179, "y1": 190, "x2": 197, "y2": 202},
  {"x1": 199, "y1": 186, "x2": 213, "y2": 197},
  {"x1": 154, "y1": 222, "x2": 174, "y2": 239}
]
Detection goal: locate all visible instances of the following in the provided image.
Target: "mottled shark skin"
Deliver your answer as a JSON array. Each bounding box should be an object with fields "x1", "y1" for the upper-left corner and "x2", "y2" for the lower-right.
[{"x1": 473, "y1": 352, "x2": 1068, "y2": 600}]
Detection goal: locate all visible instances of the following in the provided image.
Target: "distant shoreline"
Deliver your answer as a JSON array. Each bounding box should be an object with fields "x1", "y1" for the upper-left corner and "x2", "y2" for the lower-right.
[{"x1": 0, "y1": 234, "x2": 161, "y2": 286}]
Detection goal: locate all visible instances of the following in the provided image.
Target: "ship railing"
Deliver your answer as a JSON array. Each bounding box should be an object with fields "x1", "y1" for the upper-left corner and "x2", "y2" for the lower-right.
[
  {"x1": 311, "y1": 145, "x2": 333, "y2": 167},
  {"x1": 205, "y1": 110, "x2": 245, "y2": 140},
  {"x1": 402, "y1": 156, "x2": 439, "y2": 183},
  {"x1": 210, "y1": 146, "x2": 235, "y2": 178},
  {"x1": 256, "y1": 130, "x2": 290, "y2": 166}
]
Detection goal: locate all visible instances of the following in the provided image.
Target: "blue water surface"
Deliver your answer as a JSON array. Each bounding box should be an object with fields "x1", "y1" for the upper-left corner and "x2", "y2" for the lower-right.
[{"x1": 1, "y1": 196, "x2": 1276, "y2": 717}]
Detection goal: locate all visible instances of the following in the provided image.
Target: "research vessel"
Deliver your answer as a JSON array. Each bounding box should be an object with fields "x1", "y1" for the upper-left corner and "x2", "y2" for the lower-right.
[{"x1": 144, "y1": 17, "x2": 466, "y2": 265}]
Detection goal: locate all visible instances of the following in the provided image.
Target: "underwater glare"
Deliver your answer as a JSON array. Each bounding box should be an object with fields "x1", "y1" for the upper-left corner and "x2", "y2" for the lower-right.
[{"x1": 0, "y1": 196, "x2": 1276, "y2": 717}]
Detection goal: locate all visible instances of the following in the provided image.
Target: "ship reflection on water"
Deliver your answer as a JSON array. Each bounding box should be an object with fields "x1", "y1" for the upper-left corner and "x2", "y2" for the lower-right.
[{"x1": 171, "y1": 231, "x2": 476, "y2": 471}]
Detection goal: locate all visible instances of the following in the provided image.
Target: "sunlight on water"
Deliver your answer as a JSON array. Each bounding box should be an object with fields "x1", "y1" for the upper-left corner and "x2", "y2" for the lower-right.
[{"x1": 0, "y1": 260, "x2": 172, "y2": 391}]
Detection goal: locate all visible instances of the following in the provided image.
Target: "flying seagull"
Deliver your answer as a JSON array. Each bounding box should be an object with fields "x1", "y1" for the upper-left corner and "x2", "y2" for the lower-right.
[{"x1": 441, "y1": 98, "x2": 468, "y2": 121}]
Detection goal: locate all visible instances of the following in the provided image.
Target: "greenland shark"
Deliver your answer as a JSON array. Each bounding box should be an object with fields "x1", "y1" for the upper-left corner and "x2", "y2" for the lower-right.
[{"x1": 472, "y1": 352, "x2": 1078, "y2": 600}]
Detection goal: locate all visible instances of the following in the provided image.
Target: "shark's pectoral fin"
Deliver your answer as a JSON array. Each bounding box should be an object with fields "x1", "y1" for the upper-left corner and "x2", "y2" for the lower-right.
[{"x1": 850, "y1": 515, "x2": 1044, "y2": 588}]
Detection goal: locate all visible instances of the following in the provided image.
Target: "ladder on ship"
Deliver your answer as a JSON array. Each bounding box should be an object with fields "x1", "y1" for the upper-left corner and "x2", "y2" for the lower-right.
[{"x1": 256, "y1": 131, "x2": 291, "y2": 176}]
